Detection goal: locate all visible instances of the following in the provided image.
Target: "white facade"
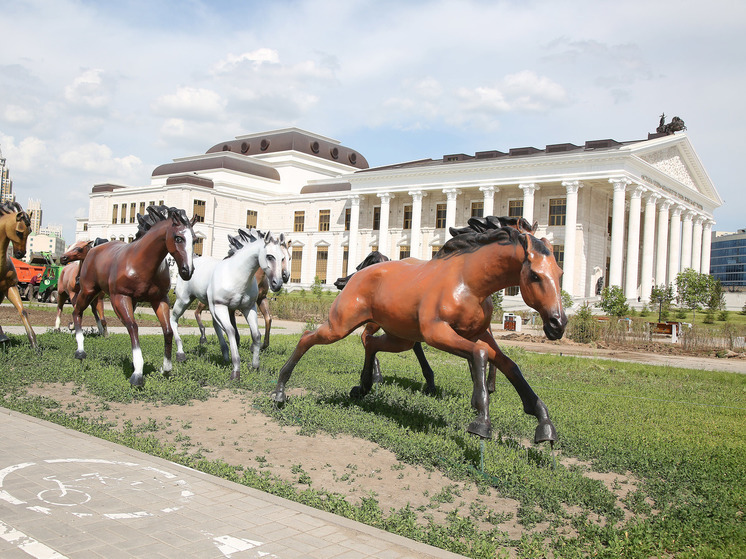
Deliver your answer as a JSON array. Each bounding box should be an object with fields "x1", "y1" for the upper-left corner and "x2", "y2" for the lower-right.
[
  {"x1": 78, "y1": 127, "x2": 722, "y2": 301},
  {"x1": 28, "y1": 233, "x2": 66, "y2": 260}
]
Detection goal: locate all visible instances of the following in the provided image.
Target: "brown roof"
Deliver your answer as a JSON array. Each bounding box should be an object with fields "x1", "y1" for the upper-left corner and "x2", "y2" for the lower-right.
[
  {"x1": 91, "y1": 183, "x2": 127, "y2": 193},
  {"x1": 152, "y1": 155, "x2": 280, "y2": 181}
]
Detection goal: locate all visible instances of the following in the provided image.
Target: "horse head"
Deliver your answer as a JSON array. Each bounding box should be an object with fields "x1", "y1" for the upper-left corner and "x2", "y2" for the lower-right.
[
  {"x1": 162, "y1": 207, "x2": 195, "y2": 280},
  {"x1": 256, "y1": 230, "x2": 285, "y2": 293},
  {"x1": 518, "y1": 234, "x2": 567, "y2": 340},
  {"x1": 1, "y1": 202, "x2": 31, "y2": 259},
  {"x1": 60, "y1": 240, "x2": 94, "y2": 265},
  {"x1": 279, "y1": 233, "x2": 291, "y2": 283}
]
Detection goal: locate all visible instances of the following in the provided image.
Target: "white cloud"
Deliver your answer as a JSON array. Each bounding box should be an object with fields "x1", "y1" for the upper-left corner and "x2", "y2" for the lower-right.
[
  {"x1": 0, "y1": 134, "x2": 47, "y2": 171},
  {"x1": 58, "y1": 143, "x2": 144, "y2": 180},
  {"x1": 152, "y1": 87, "x2": 226, "y2": 120},
  {"x1": 64, "y1": 69, "x2": 112, "y2": 109},
  {"x1": 3, "y1": 105, "x2": 35, "y2": 124},
  {"x1": 213, "y1": 48, "x2": 281, "y2": 73}
]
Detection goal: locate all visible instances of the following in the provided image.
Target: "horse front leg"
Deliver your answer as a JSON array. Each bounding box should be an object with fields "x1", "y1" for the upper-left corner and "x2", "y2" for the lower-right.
[
  {"x1": 241, "y1": 303, "x2": 262, "y2": 369},
  {"x1": 54, "y1": 291, "x2": 69, "y2": 330},
  {"x1": 478, "y1": 330, "x2": 556, "y2": 444},
  {"x1": 110, "y1": 295, "x2": 145, "y2": 387},
  {"x1": 211, "y1": 303, "x2": 241, "y2": 380},
  {"x1": 360, "y1": 323, "x2": 383, "y2": 384},
  {"x1": 91, "y1": 294, "x2": 107, "y2": 337},
  {"x1": 5, "y1": 286, "x2": 38, "y2": 349},
  {"x1": 170, "y1": 295, "x2": 192, "y2": 362},
  {"x1": 423, "y1": 322, "x2": 492, "y2": 438},
  {"x1": 412, "y1": 342, "x2": 437, "y2": 395},
  {"x1": 72, "y1": 286, "x2": 99, "y2": 360},
  {"x1": 153, "y1": 298, "x2": 174, "y2": 376},
  {"x1": 258, "y1": 298, "x2": 271, "y2": 350},
  {"x1": 194, "y1": 302, "x2": 208, "y2": 344}
]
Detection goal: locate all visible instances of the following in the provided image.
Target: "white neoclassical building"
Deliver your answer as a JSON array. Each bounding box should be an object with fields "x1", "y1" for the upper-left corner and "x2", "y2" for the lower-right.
[{"x1": 77, "y1": 127, "x2": 722, "y2": 302}]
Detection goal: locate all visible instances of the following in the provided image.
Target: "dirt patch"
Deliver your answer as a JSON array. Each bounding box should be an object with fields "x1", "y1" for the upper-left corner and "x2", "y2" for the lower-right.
[
  {"x1": 25, "y1": 382, "x2": 645, "y2": 543},
  {"x1": 0, "y1": 304, "x2": 159, "y2": 329}
]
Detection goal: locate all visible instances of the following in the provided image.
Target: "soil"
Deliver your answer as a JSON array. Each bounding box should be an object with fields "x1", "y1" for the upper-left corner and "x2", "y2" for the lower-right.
[{"x1": 0, "y1": 303, "x2": 159, "y2": 329}]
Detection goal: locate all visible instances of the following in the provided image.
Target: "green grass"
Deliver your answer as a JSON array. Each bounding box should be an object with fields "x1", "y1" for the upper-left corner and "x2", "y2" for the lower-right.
[{"x1": 1, "y1": 330, "x2": 744, "y2": 558}]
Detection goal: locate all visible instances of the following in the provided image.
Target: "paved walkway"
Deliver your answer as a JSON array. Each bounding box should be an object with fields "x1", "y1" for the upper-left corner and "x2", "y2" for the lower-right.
[{"x1": 0, "y1": 408, "x2": 464, "y2": 559}]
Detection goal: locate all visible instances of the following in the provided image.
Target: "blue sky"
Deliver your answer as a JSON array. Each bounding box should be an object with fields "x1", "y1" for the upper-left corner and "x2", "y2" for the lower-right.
[{"x1": 1, "y1": 0, "x2": 743, "y2": 242}]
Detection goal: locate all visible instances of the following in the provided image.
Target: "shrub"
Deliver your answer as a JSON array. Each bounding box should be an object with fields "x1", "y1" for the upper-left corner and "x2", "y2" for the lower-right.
[
  {"x1": 490, "y1": 291, "x2": 503, "y2": 321},
  {"x1": 567, "y1": 303, "x2": 599, "y2": 343},
  {"x1": 718, "y1": 310, "x2": 729, "y2": 322},
  {"x1": 596, "y1": 285, "x2": 629, "y2": 317},
  {"x1": 638, "y1": 304, "x2": 650, "y2": 317}
]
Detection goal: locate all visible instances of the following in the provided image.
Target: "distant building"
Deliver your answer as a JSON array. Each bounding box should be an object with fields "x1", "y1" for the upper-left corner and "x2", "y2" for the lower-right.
[
  {"x1": 0, "y1": 147, "x2": 14, "y2": 203},
  {"x1": 79, "y1": 127, "x2": 722, "y2": 301},
  {"x1": 27, "y1": 232, "x2": 66, "y2": 261},
  {"x1": 27, "y1": 198, "x2": 42, "y2": 234},
  {"x1": 710, "y1": 229, "x2": 746, "y2": 289}
]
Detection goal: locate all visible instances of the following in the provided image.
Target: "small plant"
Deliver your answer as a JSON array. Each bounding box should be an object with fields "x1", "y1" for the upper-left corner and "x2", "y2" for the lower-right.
[
  {"x1": 567, "y1": 302, "x2": 599, "y2": 343},
  {"x1": 638, "y1": 304, "x2": 649, "y2": 317},
  {"x1": 596, "y1": 285, "x2": 629, "y2": 317},
  {"x1": 741, "y1": 302, "x2": 746, "y2": 316},
  {"x1": 718, "y1": 310, "x2": 729, "y2": 322}
]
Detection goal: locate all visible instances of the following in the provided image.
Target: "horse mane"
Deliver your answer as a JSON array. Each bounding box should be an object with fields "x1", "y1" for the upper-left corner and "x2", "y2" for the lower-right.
[
  {"x1": 226, "y1": 228, "x2": 265, "y2": 259},
  {"x1": 0, "y1": 201, "x2": 30, "y2": 225},
  {"x1": 334, "y1": 250, "x2": 390, "y2": 290},
  {"x1": 448, "y1": 215, "x2": 536, "y2": 237},
  {"x1": 134, "y1": 205, "x2": 191, "y2": 240},
  {"x1": 434, "y1": 227, "x2": 526, "y2": 260}
]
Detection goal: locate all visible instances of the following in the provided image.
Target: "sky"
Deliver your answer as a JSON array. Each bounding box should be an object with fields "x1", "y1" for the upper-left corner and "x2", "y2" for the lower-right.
[{"x1": 1, "y1": 0, "x2": 744, "y2": 243}]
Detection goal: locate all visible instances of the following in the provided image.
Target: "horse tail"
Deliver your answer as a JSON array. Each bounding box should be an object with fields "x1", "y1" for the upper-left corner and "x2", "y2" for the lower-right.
[{"x1": 334, "y1": 251, "x2": 390, "y2": 291}]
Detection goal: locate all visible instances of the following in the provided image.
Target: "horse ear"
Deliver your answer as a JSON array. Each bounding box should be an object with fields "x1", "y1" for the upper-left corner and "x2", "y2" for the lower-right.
[
  {"x1": 190, "y1": 213, "x2": 198, "y2": 226},
  {"x1": 532, "y1": 220, "x2": 539, "y2": 234},
  {"x1": 540, "y1": 237, "x2": 553, "y2": 251},
  {"x1": 279, "y1": 232, "x2": 285, "y2": 244},
  {"x1": 263, "y1": 230, "x2": 272, "y2": 244}
]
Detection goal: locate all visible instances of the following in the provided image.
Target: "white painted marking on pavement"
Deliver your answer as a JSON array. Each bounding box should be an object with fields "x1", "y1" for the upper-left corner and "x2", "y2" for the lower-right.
[{"x1": 0, "y1": 519, "x2": 68, "y2": 559}]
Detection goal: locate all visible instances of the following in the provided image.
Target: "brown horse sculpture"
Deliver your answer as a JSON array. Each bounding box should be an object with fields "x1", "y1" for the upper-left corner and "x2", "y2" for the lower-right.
[
  {"x1": 0, "y1": 201, "x2": 37, "y2": 348},
  {"x1": 56, "y1": 239, "x2": 109, "y2": 334},
  {"x1": 72, "y1": 206, "x2": 196, "y2": 386},
  {"x1": 335, "y1": 215, "x2": 538, "y2": 396},
  {"x1": 272, "y1": 225, "x2": 566, "y2": 443}
]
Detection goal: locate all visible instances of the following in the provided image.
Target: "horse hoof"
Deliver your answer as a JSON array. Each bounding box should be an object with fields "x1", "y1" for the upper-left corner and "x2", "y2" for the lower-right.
[
  {"x1": 350, "y1": 385, "x2": 366, "y2": 399},
  {"x1": 175, "y1": 352, "x2": 187, "y2": 363},
  {"x1": 199, "y1": 336, "x2": 207, "y2": 345},
  {"x1": 423, "y1": 384, "x2": 437, "y2": 397},
  {"x1": 534, "y1": 421, "x2": 558, "y2": 444},
  {"x1": 0, "y1": 334, "x2": 9, "y2": 344},
  {"x1": 466, "y1": 420, "x2": 492, "y2": 439},
  {"x1": 74, "y1": 350, "x2": 87, "y2": 360},
  {"x1": 230, "y1": 372, "x2": 241, "y2": 381},
  {"x1": 129, "y1": 376, "x2": 144, "y2": 388},
  {"x1": 270, "y1": 391, "x2": 286, "y2": 405}
]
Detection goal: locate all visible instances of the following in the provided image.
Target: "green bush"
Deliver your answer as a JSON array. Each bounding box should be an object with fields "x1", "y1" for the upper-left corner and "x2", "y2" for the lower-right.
[{"x1": 567, "y1": 302, "x2": 599, "y2": 343}]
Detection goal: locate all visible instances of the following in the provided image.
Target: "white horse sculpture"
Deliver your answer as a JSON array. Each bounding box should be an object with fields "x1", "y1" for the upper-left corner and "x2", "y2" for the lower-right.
[{"x1": 171, "y1": 228, "x2": 287, "y2": 380}]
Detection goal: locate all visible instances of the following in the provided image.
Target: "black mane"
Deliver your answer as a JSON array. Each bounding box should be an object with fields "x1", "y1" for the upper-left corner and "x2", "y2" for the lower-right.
[
  {"x1": 434, "y1": 226, "x2": 526, "y2": 260},
  {"x1": 226, "y1": 228, "x2": 263, "y2": 259},
  {"x1": 0, "y1": 201, "x2": 30, "y2": 226},
  {"x1": 135, "y1": 205, "x2": 191, "y2": 240}
]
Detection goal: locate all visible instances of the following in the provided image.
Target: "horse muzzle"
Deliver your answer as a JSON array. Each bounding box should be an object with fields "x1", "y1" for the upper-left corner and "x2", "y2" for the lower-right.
[
  {"x1": 270, "y1": 277, "x2": 284, "y2": 293},
  {"x1": 543, "y1": 312, "x2": 567, "y2": 340},
  {"x1": 60, "y1": 255, "x2": 70, "y2": 265},
  {"x1": 178, "y1": 264, "x2": 194, "y2": 280},
  {"x1": 13, "y1": 250, "x2": 26, "y2": 259},
  {"x1": 282, "y1": 270, "x2": 290, "y2": 283}
]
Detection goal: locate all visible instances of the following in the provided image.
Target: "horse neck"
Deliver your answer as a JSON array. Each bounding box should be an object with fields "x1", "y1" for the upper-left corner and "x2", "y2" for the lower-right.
[
  {"x1": 0, "y1": 218, "x2": 11, "y2": 272},
  {"x1": 131, "y1": 221, "x2": 171, "y2": 277},
  {"x1": 230, "y1": 244, "x2": 263, "y2": 288},
  {"x1": 462, "y1": 240, "x2": 524, "y2": 299}
]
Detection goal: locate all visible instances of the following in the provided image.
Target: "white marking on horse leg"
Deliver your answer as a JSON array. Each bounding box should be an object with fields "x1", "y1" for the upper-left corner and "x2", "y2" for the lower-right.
[
  {"x1": 54, "y1": 315, "x2": 60, "y2": 330},
  {"x1": 130, "y1": 346, "x2": 144, "y2": 384},
  {"x1": 75, "y1": 330, "x2": 85, "y2": 353},
  {"x1": 246, "y1": 306, "x2": 261, "y2": 368},
  {"x1": 162, "y1": 356, "x2": 172, "y2": 374}
]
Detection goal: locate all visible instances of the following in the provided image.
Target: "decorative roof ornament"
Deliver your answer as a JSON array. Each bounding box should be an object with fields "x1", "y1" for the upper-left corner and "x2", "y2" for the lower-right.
[{"x1": 656, "y1": 113, "x2": 687, "y2": 135}]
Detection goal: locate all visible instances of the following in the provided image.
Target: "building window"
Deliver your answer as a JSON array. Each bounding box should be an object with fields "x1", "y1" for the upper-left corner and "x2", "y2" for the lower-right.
[
  {"x1": 246, "y1": 210, "x2": 258, "y2": 229},
  {"x1": 432, "y1": 246, "x2": 441, "y2": 258},
  {"x1": 139, "y1": 202, "x2": 145, "y2": 216},
  {"x1": 127, "y1": 235, "x2": 134, "y2": 243},
  {"x1": 342, "y1": 247, "x2": 349, "y2": 276},
  {"x1": 344, "y1": 208, "x2": 351, "y2": 231},
  {"x1": 193, "y1": 237, "x2": 204, "y2": 256},
  {"x1": 290, "y1": 248, "x2": 303, "y2": 283},
  {"x1": 112, "y1": 204, "x2": 118, "y2": 224},
  {"x1": 294, "y1": 211, "x2": 305, "y2": 232},
  {"x1": 471, "y1": 201, "x2": 483, "y2": 218},
  {"x1": 399, "y1": 245, "x2": 410, "y2": 259},
  {"x1": 158, "y1": 199, "x2": 164, "y2": 206},
  {"x1": 505, "y1": 286, "x2": 520, "y2": 296},
  {"x1": 318, "y1": 209, "x2": 330, "y2": 232},
  {"x1": 435, "y1": 203, "x2": 447, "y2": 228},
  {"x1": 149, "y1": 200, "x2": 155, "y2": 207},
  {"x1": 371, "y1": 245, "x2": 378, "y2": 253},
  {"x1": 508, "y1": 200, "x2": 523, "y2": 218},
  {"x1": 553, "y1": 244, "x2": 565, "y2": 269},
  {"x1": 549, "y1": 198, "x2": 566, "y2": 226},
  {"x1": 120, "y1": 204, "x2": 127, "y2": 224},
  {"x1": 83, "y1": 223, "x2": 88, "y2": 232},
  {"x1": 193, "y1": 199, "x2": 206, "y2": 223},
  {"x1": 129, "y1": 203, "x2": 136, "y2": 223},
  {"x1": 315, "y1": 247, "x2": 328, "y2": 283},
  {"x1": 373, "y1": 207, "x2": 381, "y2": 230},
  {"x1": 403, "y1": 205, "x2": 412, "y2": 229}
]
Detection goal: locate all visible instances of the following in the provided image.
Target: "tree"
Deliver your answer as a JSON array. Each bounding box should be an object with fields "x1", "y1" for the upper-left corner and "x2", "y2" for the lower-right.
[
  {"x1": 490, "y1": 290, "x2": 504, "y2": 321},
  {"x1": 561, "y1": 289, "x2": 574, "y2": 310},
  {"x1": 675, "y1": 269, "x2": 714, "y2": 321},
  {"x1": 596, "y1": 285, "x2": 629, "y2": 317},
  {"x1": 650, "y1": 283, "x2": 674, "y2": 323}
]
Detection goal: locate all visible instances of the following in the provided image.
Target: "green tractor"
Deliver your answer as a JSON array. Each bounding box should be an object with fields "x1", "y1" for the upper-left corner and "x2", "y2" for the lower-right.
[{"x1": 35, "y1": 252, "x2": 63, "y2": 304}]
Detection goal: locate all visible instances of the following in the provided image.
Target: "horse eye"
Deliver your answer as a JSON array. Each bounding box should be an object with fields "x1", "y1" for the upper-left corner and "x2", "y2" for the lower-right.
[
  {"x1": 174, "y1": 236, "x2": 184, "y2": 244},
  {"x1": 530, "y1": 271, "x2": 541, "y2": 282},
  {"x1": 267, "y1": 254, "x2": 275, "y2": 262}
]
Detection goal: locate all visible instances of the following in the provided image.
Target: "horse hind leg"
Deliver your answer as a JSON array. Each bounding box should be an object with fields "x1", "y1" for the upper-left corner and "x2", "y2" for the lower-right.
[
  {"x1": 7, "y1": 286, "x2": 37, "y2": 350},
  {"x1": 353, "y1": 332, "x2": 414, "y2": 398},
  {"x1": 258, "y1": 298, "x2": 271, "y2": 350},
  {"x1": 170, "y1": 294, "x2": 194, "y2": 362},
  {"x1": 54, "y1": 291, "x2": 69, "y2": 330},
  {"x1": 194, "y1": 302, "x2": 208, "y2": 344},
  {"x1": 412, "y1": 342, "x2": 437, "y2": 395},
  {"x1": 466, "y1": 342, "x2": 491, "y2": 438},
  {"x1": 212, "y1": 304, "x2": 241, "y2": 380},
  {"x1": 360, "y1": 324, "x2": 383, "y2": 384}
]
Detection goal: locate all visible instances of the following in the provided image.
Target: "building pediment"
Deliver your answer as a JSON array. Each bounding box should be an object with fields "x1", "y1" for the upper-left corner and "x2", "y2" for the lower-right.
[{"x1": 638, "y1": 146, "x2": 697, "y2": 190}]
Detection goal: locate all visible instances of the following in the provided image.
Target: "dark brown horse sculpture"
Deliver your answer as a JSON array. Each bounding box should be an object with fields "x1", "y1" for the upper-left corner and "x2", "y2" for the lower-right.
[
  {"x1": 56, "y1": 239, "x2": 109, "y2": 334},
  {"x1": 334, "y1": 215, "x2": 538, "y2": 396},
  {"x1": 72, "y1": 206, "x2": 196, "y2": 386},
  {"x1": 0, "y1": 201, "x2": 37, "y2": 348},
  {"x1": 272, "y1": 224, "x2": 566, "y2": 443}
]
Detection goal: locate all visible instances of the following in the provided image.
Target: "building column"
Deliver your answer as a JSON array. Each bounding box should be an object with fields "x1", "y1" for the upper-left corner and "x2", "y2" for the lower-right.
[
  {"x1": 691, "y1": 215, "x2": 704, "y2": 273},
  {"x1": 608, "y1": 178, "x2": 631, "y2": 288},
  {"x1": 347, "y1": 194, "x2": 361, "y2": 267},
  {"x1": 377, "y1": 192, "x2": 393, "y2": 256},
  {"x1": 519, "y1": 183, "x2": 539, "y2": 225},
  {"x1": 681, "y1": 211, "x2": 694, "y2": 270},
  {"x1": 624, "y1": 185, "x2": 645, "y2": 299},
  {"x1": 701, "y1": 220, "x2": 714, "y2": 274},
  {"x1": 668, "y1": 205, "x2": 683, "y2": 286},
  {"x1": 655, "y1": 199, "x2": 672, "y2": 286},
  {"x1": 640, "y1": 193, "x2": 660, "y2": 302},
  {"x1": 443, "y1": 188, "x2": 461, "y2": 239},
  {"x1": 409, "y1": 190, "x2": 425, "y2": 259},
  {"x1": 479, "y1": 186, "x2": 497, "y2": 217},
  {"x1": 561, "y1": 180, "x2": 581, "y2": 296}
]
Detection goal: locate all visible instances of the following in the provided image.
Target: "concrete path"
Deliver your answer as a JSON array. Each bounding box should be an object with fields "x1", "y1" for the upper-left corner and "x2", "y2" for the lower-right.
[{"x1": 0, "y1": 408, "x2": 464, "y2": 559}]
